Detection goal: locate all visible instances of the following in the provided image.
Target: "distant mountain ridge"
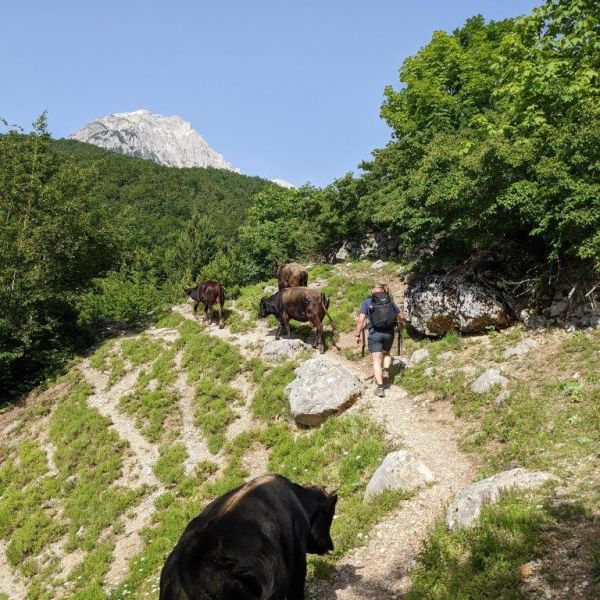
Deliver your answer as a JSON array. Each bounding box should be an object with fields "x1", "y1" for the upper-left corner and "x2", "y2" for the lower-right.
[{"x1": 69, "y1": 109, "x2": 237, "y2": 171}]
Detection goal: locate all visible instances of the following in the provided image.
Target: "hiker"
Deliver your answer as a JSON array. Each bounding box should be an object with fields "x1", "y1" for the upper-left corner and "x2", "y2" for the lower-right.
[{"x1": 354, "y1": 283, "x2": 402, "y2": 397}]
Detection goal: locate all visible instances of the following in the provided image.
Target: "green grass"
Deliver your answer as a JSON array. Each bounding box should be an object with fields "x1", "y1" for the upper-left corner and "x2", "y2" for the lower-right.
[
  {"x1": 408, "y1": 494, "x2": 553, "y2": 600},
  {"x1": 121, "y1": 335, "x2": 164, "y2": 368},
  {"x1": 153, "y1": 312, "x2": 185, "y2": 329},
  {"x1": 89, "y1": 339, "x2": 116, "y2": 371},
  {"x1": 178, "y1": 320, "x2": 243, "y2": 383},
  {"x1": 0, "y1": 383, "x2": 146, "y2": 598},
  {"x1": 119, "y1": 388, "x2": 180, "y2": 444},
  {"x1": 194, "y1": 379, "x2": 241, "y2": 453},
  {"x1": 154, "y1": 444, "x2": 187, "y2": 487},
  {"x1": 250, "y1": 361, "x2": 296, "y2": 421},
  {"x1": 323, "y1": 276, "x2": 372, "y2": 332},
  {"x1": 50, "y1": 384, "x2": 145, "y2": 552}
]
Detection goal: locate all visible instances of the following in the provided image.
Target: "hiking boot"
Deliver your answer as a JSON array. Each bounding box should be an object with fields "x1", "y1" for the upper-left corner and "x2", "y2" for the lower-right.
[{"x1": 374, "y1": 385, "x2": 385, "y2": 398}]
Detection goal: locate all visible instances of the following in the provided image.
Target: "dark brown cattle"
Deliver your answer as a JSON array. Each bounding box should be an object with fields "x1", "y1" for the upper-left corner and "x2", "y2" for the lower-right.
[
  {"x1": 258, "y1": 287, "x2": 334, "y2": 353},
  {"x1": 277, "y1": 262, "x2": 308, "y2": 290},
  {"x1": 159, "y1": 474, "x2": 337, "y2": 600},
  {"x1": 185, "y1": 281, "x2": 225, "y2": 328}
]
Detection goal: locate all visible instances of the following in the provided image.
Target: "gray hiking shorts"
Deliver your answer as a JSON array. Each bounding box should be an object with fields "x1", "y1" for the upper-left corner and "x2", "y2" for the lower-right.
[{"x1": 367, "y1": 330, "x2": 394, "y2": 353}]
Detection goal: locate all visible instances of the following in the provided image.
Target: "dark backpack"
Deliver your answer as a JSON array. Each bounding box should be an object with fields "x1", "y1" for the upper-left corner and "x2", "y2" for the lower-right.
[{"x1": 368, "y1": 292, "x2": 397, "y2": 331}]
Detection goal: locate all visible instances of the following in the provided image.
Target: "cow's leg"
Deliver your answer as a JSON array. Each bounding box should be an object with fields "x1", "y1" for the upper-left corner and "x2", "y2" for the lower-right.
[
  {"x1": 281, "y1": 313, "x2": 291, "y2": 338},
  {"x1": 312, "y1": 317, "x2": 324, "y2": 352},
  {"x1": 288, "y1": 558, "x2": 307, "y2": 600},
  {"x1": 192, "y1": 300, "x2": 199, "y2": 316},
  {"x1": 208, "y1": 303, "x2": 214, "y2": 324},
  {"x1": 218, "y1": 297, "x2": 224, "y2": 329},
  {"x1": 275, "y1": 319, "x2": 283, "y2": 340}
]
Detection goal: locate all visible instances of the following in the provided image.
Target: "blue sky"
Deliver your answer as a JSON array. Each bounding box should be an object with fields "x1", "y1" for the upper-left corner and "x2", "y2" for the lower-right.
[{"x1": 2, "y1": 1, "x2": 539, "y2": 186}]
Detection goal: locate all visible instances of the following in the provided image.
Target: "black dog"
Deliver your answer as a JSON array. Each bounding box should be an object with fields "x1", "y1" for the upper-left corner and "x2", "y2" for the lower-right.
[{"x1": 160, "y1": 474, "x2": 337, "y2": 599}]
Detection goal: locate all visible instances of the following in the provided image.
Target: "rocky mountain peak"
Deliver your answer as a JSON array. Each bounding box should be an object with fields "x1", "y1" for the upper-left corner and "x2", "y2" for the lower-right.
[{"x1": 69, "y1": 109, "x2": 237, "y2": 171}]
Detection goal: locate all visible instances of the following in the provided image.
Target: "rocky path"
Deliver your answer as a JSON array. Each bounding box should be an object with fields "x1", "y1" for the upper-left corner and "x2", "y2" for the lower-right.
[
  {"x1": 312, "y1": 364, "x2": 474, "y2": 598},
  {"x1": 178, "y1": 304, "x2": 475, "y2": 599}
]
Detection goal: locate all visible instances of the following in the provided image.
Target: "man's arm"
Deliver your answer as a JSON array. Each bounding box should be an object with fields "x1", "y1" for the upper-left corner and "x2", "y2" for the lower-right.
[{"x1": 354, "y1": 313, "x2": 367, "y2": 345}]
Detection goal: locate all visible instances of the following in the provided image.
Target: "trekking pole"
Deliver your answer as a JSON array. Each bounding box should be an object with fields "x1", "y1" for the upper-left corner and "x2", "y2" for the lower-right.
[{"x1": 397, "y1": 316, "x2": 404, "y2": 357}]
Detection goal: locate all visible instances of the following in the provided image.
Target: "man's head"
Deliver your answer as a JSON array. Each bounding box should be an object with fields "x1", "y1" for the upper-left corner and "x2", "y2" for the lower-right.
[{"x1": 372, "y1": 282, "x2": 386, "y2": 294}]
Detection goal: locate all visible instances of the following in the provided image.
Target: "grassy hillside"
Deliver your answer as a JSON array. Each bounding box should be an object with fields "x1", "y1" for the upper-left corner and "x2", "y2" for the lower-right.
[{"x1": 1, "y1": 262, "x2": 598, "y2": 599}]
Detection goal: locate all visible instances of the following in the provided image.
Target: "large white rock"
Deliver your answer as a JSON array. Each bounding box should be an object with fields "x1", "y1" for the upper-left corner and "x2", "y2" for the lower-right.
[
  {"x1": 446, "y1": 468, "x2": 557, "y2": 529},
  {"x1": 284, "y1": 358, "x2": 362, "y2": 427},
  {"x1": 69, "y1": 109, "x2": 237, "y2": 171},
  {"x1": 405, "y1": 275, "x2": 511, "y2": 336},
  {"x1": 364, "y1": 451, "x2": 436, "y2": 500},
  {"x1": 261, "y1": 338, "x2": 311, "y2": 361},
  {"x1": 471, "y1": 369, "x2": 508, "y2": 394},
  {"x1": 502, "y1": 338, "x2": 539, "y2": 359}
]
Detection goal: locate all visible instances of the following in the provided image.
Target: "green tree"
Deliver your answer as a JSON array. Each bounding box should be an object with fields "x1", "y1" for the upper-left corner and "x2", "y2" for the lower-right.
[
  {"x1": 0, "y1": 115, "x2": 121, "y2": 397},
  {"x1": 360, "y1": 1, "x2": 599, "y2": 284}
]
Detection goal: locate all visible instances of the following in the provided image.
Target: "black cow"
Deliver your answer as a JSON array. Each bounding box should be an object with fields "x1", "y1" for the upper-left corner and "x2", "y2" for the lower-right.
[
  {"x1": 185, "y1": 281, "x2": 225, "y2": 328},
  {"x1": 160, "y1": 474, "x2": 337, "y2": 600},
  {"x1": 258, "y1": 287, "x2": 334, "y2": 353}
]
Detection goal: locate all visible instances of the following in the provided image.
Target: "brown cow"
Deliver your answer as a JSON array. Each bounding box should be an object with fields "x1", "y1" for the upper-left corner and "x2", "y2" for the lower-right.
[
  {"x1": 185, "y1": 281, "x2": 225, "y2": 328},
  {"x1": 258, "y1": 287, "x2": 334, "y2": 353},
  {"x1": 277, "y1": 262, "x2": 308, "y2": 290}
]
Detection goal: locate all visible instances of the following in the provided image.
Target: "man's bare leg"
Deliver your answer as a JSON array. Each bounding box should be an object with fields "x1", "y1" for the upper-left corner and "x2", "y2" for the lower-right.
[{"x1": 371, "y1": 351, "x2": 383, "y2": 386}]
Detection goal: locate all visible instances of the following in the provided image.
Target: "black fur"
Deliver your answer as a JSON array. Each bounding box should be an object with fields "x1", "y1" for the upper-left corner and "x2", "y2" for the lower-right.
[{"x1": 160, "y1": 474, "x2": 337, "y2": 600}]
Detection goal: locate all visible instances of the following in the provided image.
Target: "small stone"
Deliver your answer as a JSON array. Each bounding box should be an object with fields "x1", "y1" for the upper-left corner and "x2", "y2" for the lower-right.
[
  {"x1": 371, "y1": 259, "x2": 387, "y2": 270},
  {"x1": 493, "y1": 390, "x2": 511, "y2": 406},
  {"x1": 502, "y1": 338, "x2": 538, "y2": 359},
  {"x1": 409, "y1": 348, "x2": 430, "y2": 366},
  {"x1": 261, "y1": 338, "x2": 311, "y2": 361},
  {"x1": 471, "y1": 369, "x2": 508, "y2": 394},
  {"x1": 520, "y1": 562, "x2": 535, "y2": 579},
  {"x1": 423, "y1": 367, "x2": 435, "y2": 377},
  {"x1": 438, "y1": 351, "x2": 453, "y2": 362}
]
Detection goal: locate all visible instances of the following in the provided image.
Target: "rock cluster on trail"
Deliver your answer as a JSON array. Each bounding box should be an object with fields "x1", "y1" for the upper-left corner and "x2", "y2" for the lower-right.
[
  {"x1": 284, "y1": 357, "x2": 362, "y2": 427},
  {"x1": 404, "y1": 275, "x2": 511, "y2": 336},
  {"x1": 471, "y1": 369, "x2": 508, "y2": 394},
  {"x1": 520, "y1": 280, "x2": 600, "y2": 330},
  {"x1": 446, "y1": 468, "x2": 557, "y2": 529},
  {"x1": 364, "y1": 451, "x2": 436, "y2": 500},
  {"x1": 334, "y1": 232, "x2": 398, "y2": 262},
  {"x1": 261, "y1": 338, "x2": 311, "y2": 361},
  {"x1": 502, "y1": 338, "x2": 538, "y2": 359}
]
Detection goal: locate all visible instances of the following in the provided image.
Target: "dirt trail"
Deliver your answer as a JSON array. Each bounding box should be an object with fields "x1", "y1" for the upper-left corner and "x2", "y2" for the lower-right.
[
  {"x1": 173, "y1": 350, "x2": 214, "y2": 474},
  {"x1": 105, "y1": 489, "x2": 164, "y2": 586},
  {"x1": 313, "y1": 358, "x2": 474, "y2": 599},
  {"x1": 0, "y1": 541, "x2": 27, "y2": 600},
  {"x1": 79, "y1": 361, "x2": 160, "y2": 488}
]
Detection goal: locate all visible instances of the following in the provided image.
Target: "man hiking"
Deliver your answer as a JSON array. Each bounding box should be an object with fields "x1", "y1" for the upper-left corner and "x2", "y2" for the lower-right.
[{"x1": 354, "y1": 283, "x2": 402, "y2": 397}]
